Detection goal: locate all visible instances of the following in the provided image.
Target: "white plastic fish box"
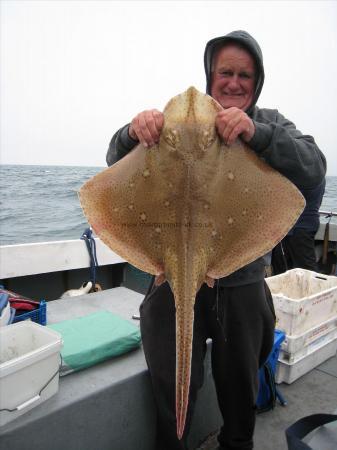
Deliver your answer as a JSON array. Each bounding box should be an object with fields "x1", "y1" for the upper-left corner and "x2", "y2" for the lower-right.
[
  {"x1": 280, "y1": 326, "x2": 337, "y2": 364},
  {"x1": 275, "y1": 333, "x2": 337, "y2": 384},
  {"x1": 281, "y1": 315, "x2": 337, "y2": 355},
  {"x1": 0, "y1": 321, "x2": 62, "y2": 426},
  {"x1": 266, "y1": 269, "x2": 337, "y2": 336}
]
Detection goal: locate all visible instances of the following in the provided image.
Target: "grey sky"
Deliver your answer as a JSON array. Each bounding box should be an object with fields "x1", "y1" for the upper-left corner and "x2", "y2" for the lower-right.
[{"x1": 1, "y1": 0, "x2": 337, "y2": 175}]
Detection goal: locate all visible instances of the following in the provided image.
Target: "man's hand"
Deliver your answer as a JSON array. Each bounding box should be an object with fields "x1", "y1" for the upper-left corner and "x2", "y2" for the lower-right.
[
  {"x1": 215, "y1": 107, "x2": 255, "y2": 146},
  {"x1": 129, "y1": 109, "x2": 164, "y2": 148}
]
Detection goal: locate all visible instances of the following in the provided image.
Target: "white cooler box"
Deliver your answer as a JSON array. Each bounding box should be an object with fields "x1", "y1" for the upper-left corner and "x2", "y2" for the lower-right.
[
  {"x1": 0, "y1": 321, "x2": 63, "y2": 426},
  {"x1": 266, "y1": 268, "x2": 337, "y2": 336}
]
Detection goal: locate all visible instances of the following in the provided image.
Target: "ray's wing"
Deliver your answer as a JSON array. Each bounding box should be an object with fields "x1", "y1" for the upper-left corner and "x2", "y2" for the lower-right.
[
  {"x1": 79, "y1": 138, "x2": 188, "y2": 276},
  {"x1": 187, "y1": 139, "x2": 305, "y2": 279}
]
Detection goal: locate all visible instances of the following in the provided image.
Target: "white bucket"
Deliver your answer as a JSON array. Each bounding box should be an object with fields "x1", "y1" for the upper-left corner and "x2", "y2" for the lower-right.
[{"x1": 0, "y1": 321, "x2": 63, "y2": 426}]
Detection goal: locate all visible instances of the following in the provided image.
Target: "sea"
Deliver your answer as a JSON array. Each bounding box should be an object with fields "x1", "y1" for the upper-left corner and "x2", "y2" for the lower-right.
[{"x1": 1, "y1": 164, "x2": 337, "y2": 246}]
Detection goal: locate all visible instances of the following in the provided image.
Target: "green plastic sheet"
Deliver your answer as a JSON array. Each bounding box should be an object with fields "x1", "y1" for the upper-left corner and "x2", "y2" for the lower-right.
[{"x1": 48, "y1": 310, "x2": 141, "y2": 375}]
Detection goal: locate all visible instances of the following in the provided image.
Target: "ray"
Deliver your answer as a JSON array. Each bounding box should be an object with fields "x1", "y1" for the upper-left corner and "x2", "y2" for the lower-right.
[{"x1": 78, "y1": 87, "x2": 305, "y2": 439}]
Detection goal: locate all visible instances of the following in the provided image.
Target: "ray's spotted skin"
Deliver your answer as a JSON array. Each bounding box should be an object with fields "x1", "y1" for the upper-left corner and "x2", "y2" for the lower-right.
[{"x1": 78, "y1": 86, "x2": 305, "y2": 439}]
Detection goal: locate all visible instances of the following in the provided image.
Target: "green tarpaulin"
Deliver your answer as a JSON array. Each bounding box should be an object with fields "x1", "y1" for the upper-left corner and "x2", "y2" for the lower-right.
[{"x1": 48, "y1": 310, "x2": 141, "y2": 375}]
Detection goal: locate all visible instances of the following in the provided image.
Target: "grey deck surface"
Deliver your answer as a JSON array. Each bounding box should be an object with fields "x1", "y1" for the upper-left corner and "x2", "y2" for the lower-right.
[
  {"x1": 198, "y1": 353, "x2": 337, "y2": 450},
  {"x1": 47, "y1": 286, "x2": 145, "y2": 325}
]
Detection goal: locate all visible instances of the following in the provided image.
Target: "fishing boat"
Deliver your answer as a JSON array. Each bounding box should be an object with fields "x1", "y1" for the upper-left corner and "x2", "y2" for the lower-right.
[{"x1": 0, "y1": 214, "x2": 336, "y2": 450}]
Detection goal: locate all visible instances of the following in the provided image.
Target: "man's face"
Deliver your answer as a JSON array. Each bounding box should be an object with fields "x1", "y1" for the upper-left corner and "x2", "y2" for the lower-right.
[{"x1": 210, "y1": 44, "x2": 256, "y2": 111}]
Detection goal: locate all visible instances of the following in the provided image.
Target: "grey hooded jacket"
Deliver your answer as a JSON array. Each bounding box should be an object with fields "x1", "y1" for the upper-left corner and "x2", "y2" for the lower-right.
[{"x1": 106, "y1": 30, "x2": 326, "y2": 287}]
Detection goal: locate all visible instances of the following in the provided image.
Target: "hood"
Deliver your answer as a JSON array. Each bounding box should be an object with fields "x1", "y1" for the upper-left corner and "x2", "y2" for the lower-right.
[{"x1": 204, "y1": 30, "x2": 264, "y2": 114}]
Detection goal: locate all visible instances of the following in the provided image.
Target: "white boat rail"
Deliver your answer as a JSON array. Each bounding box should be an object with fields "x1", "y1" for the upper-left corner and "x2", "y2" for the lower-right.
[
  {"x1": 319, "y1": 210, "x2": 337, "y2": 217},
  {"x1": 0, "y1": 238, "x2": 124, "y2": 279}
]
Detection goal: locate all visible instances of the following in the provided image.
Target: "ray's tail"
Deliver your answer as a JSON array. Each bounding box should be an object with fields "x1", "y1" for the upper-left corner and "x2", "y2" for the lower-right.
[
  {"x1": 173, "y1": 293, "x2": 196, "y2": 440},
  {"x1": 165, "y1": 248, "x2": 206, "y2": 440}
]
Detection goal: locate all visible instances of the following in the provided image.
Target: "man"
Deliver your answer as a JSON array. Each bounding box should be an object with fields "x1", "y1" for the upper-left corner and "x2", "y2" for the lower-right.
[
  {"x1": 272, "y1": 178, "x2": 326, "y2": 274},
  {"x1": 106, "y1": 31, "x2": 326, "y2": 450}
]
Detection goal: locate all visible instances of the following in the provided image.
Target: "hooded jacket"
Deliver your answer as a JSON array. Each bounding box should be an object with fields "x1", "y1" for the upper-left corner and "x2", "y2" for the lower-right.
[{"x1": 106, "y1": 30, "x2": 326, "y2": 287}]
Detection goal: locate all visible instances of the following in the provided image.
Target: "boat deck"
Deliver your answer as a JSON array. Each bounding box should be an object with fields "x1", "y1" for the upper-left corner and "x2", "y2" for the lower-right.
[
  {"x1": 1, "y1": 287, "x2": 336, "y2": 449},
  {"x1": 198, "y1": 354, "x2": 337, "y2": 449}
]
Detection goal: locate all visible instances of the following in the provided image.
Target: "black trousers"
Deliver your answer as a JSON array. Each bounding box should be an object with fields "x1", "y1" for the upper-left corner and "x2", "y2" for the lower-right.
[
  {"x1": 140, "y1": 280, "x2": 276, "y2": 450},
  {"x1": 272, "y1": 228, "x2": 317, "y2": 275}
]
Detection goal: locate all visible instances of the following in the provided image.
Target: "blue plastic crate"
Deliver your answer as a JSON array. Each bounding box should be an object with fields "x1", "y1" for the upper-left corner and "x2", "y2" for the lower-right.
[
  {"x1": 12, "y1": 300, "x2": 47, "y2": 326},
  {"x1": 256, "y1": 329, "x2": 285, "y2": 409}
]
